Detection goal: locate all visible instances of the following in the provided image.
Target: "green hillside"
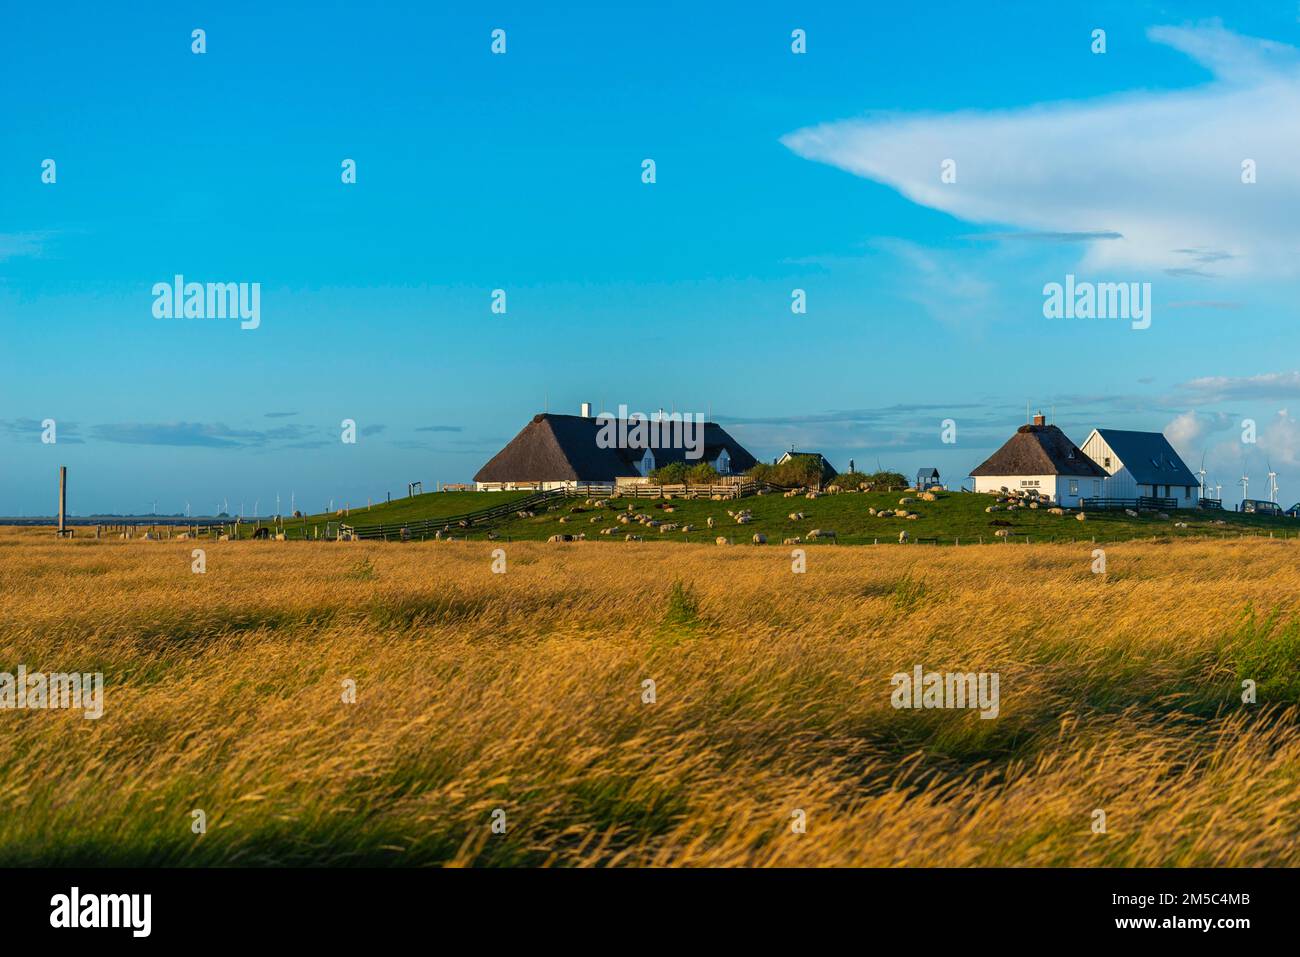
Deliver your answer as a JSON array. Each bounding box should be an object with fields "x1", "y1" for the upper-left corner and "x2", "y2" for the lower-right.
[{"x1": 272, "y1": 487, "x2": 1300, "y2": 545}]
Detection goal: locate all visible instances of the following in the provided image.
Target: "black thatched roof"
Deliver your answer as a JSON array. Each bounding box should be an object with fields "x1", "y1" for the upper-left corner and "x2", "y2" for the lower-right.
[
  {"x1": 474, "y1": 414, "x2": 758, "y2": 482},
  {"x1": 970, "y1": 424, "x2": 1107, "y2": 478}
]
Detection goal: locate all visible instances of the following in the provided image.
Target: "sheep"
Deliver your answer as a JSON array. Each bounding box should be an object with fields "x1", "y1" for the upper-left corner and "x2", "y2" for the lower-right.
[
  {"x1": 898, "y1": 497, "x2": 915, "y2": 505},
  {"x1": 905, "y1": 514, "x2": 919, "y2": 520},
  {"x1": 788, "y1": 512, "x2": 805, "y2": 521},
  {"x1": 752, "y1": 533, "x2": 767, "y2": 544},
  {"x1": 1076, "y1": 512, "x2": 1087, "y2": 521},
  {"x1": 707, "y1": 517, "x2": 716, "y2": 528},
  {"x1": 625, "y1": 534, "x2": 643, "y2": 541},
  {"x1": 994, "y1": 529, "x2": 1011, "y2": 538},
  {"x1": 783, "y1": 537, "x2": 802, "y2": 545},
  {"x1": 679, "y1": 524, "x2": 695, "y2": 533},
  {"x1": 1174, "y1": 521, "x2": 1189, "y2": 528},
  {"x1": 715, "y1": 536, "x2": 732, "y2": 546},
  {"x1": 919, "y1": 492, "x2": 937, "y2": 502},
  {"x1": 898, "y1": 530, "x2": 909, "y2": 543},
  {"x1": 547, "y1": 534, "x2": 573, "y2": 543},
  {"x1": 808, "y1": 529, "x2": 836, "y2": 539},
  {"x1": 1048, "y1": 507, "x2": 1065, "y2": 515},
  {"x1": 1124, "y1": 508, "x2": 1139, "y2": 517},
  {"x1": 805, "y1": 491, "x2": 820, "y2": 499},
  {"x1": 825, "y1": 485, "x2": 842, "y2": 494}
]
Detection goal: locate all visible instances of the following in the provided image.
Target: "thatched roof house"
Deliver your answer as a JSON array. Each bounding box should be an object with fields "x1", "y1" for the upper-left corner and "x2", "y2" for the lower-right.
[
  {"x1": 474, "y1": 410, "x2": 757, "y2": 489},
  {"x1": 970, "y1": 414, "x2": 1106, "y2": 506}
]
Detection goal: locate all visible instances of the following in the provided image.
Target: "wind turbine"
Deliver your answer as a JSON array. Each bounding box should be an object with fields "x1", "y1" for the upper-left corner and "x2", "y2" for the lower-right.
[
  {"x1": 1267, "y1": 460, "x2": 1279, "y2": 503},
  {"x1": 184, "y1": 501, "x2": 191, "y2": 518},
  {"x1": 253, "y1": 499, "x2": 260, "y2": 518},
  {"x1": 1240, "y1": 473, "x2": 1249, "y2": 503},
  {"x1": 1197, "y1": 452, "x2": 1207, "y2": 499}
]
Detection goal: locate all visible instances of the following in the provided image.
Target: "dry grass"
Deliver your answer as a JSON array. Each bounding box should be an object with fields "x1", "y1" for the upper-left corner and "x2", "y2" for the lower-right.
[{"x1": 0, "y1": 527, "x2": 1297, "y2": 866}]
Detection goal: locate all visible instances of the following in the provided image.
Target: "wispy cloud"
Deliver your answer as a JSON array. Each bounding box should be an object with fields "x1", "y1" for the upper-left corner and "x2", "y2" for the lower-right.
[
  {"x1": 782, "y1": 21, "x2": 1300, "y2": 278},
  {"x1": 1176, "y1": 371, "x2": 1300, "y2": 402},
  {"x1": 0, "y1": 417, "x2": 85, "y2": 444},
  {"x1": 0, "y1": 232, "x2": 54, "y2": 262},
  {"x1": 415, "y1": 425, "x2": 464, "y2": 433},
  {"x1": 264, "y1": 411, "x2": 298, "y2": 418},
  {"x1": 90, "y1": 422, "x2": 316, "y2": 448},
  {"x1": 961, "y1": 230, "x2": 1123, "y2": 243}
]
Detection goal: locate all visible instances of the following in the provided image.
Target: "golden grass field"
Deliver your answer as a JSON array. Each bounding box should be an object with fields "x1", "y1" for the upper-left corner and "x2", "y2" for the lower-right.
[{"x1": 1, "y1": 526, "x2": 1297, "y2": 866}]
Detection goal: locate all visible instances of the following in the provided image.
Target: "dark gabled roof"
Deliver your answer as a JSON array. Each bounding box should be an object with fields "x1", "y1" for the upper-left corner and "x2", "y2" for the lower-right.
[
  {"x1": 1096, "y1": 429, "x2": 1198, "y2": 486},
  {"x1": 970, "y1": 424, "x2": 1107, "y2": 478},
  {"x1": 917, "y1": 467, "x2": 940, "y2": 478},
  {"x1": 474, "y1": 413, "x2": 757, "y2": 483}
]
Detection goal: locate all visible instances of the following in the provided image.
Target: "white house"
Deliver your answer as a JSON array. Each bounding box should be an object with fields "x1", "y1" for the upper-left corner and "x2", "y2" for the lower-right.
[
  {"x1": 1078, "y1": 429, "x2": 1200, "y2": 507},
  {"x1": 969, "y1": 414, "x2": 1108, "y2": 507}
]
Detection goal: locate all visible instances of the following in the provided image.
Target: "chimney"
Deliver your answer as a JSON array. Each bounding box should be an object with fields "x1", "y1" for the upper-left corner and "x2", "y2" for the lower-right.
[
  {"x1": 580, "y1": 402, "x2": 592, "y2": 418},
  {"x1": 1032, "y1": 411, "x2": 1046, "y2": 427}
]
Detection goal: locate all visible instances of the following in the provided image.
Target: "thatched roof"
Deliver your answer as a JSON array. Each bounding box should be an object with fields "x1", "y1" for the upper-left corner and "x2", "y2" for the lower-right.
[
  {"x1": 970, "y1": 424, "x2": 1107, "y2": 478},
  {"x1": 474, "y1": 414, "x2": 757, "y2": 483}
]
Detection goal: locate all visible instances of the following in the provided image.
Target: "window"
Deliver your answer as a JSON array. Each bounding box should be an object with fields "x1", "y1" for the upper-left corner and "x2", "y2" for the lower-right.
[
  {"x1": 1104, "y1": 456, "x2": 1111, "y2": 468},
  {"x1": 1093, "y1": 481, "x2": 1101, "y2": 495},
  {"x1": 715, "y1": 450, "x2": 731, "y2": 474},
  {"x1": 1019, "y1": 479, "x2": 1040, "y2": 488},
  {"x1": 1069, "y1": 480, "x2": 1079, "y2": 495}
]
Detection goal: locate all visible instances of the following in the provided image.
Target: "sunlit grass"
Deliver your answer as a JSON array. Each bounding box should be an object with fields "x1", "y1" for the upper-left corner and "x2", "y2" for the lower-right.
[{"x1": 0, "y1": 527, "x2": 1297, "y2": 866}]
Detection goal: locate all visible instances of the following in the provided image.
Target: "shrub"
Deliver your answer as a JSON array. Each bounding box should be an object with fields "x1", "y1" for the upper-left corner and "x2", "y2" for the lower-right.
[{"x1": 649, "y1": 462, "x2": 689, "y2": 485}]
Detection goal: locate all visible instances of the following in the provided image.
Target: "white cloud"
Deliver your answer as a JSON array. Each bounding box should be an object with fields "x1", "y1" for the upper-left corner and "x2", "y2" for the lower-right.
[
  {"x1": 782, "y1": 21, "x2": 1300, "y2": 278},
  {"x1": 1177, "y1": 371, "x2": 1300, "y2": 402}
]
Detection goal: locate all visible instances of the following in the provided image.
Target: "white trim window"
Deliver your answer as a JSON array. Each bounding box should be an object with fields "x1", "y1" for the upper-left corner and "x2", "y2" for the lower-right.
[
  {"x1": 714, "y1": 449, "x2": 731, "y2": 474},
  {"x1": 1069, "y1": 479, "x2": 1079, "y2": 496}
]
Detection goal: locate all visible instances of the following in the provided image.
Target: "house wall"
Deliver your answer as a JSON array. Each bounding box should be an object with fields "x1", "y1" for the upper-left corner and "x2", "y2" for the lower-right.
[
  {"x1": 1080, "y1": 431, "x2": 1200, "y2": 505},
  {"x1": 973, "y1": 474, "x2": 1103, "y2": 507}
]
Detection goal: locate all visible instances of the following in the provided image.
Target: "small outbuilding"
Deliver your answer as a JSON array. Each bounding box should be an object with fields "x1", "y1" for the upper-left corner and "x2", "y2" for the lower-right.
[{"x1": 916, "y1": 467, "x2": 941, "y2": 490}]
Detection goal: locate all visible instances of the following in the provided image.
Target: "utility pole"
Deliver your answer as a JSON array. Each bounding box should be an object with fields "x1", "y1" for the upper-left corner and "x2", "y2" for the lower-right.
[{"x1": 58, "y1": 466, "x2": 67, "y2": 537}]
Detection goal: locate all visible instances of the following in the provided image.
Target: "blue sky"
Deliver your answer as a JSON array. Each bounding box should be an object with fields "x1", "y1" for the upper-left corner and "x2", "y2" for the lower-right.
[{"x1": 3, "y1": 1, "x2": 1299, "y2": 514}]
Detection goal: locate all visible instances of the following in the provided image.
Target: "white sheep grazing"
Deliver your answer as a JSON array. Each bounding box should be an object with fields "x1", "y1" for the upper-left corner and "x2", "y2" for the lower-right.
[
  {"x1": 898, "y1": 530, "x2": 909, "y2": 543},
  {"x1": 715, "y1": 536, "x2": 731, "y2": 546},
  {"x1": 788, "y1": 512, "x2": 804, "y2": 521},
  {"x1": 707, "y1": 517, "x2": 715, "y2": 528},
  {"x1": 752, "y1": 533, "x2": 767, "y2": 544},
  {"x1": 783, "y1": 537, "x2": 802, "y2": 545}
]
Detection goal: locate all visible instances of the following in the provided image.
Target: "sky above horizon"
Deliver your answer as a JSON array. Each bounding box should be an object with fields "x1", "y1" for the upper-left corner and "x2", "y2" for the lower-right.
[{"x1": 3, "y1": 1, "x2": 1299, "y2": 515}]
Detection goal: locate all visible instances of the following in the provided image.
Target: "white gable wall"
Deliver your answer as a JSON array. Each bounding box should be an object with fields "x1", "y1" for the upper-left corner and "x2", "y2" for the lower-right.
[
  {"x1": 1080, "y1": 430, "x2": 1200, "y2": 505},
  {"x1": 973, "y1": 473, "x2": 1103, "y2": 507}
]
